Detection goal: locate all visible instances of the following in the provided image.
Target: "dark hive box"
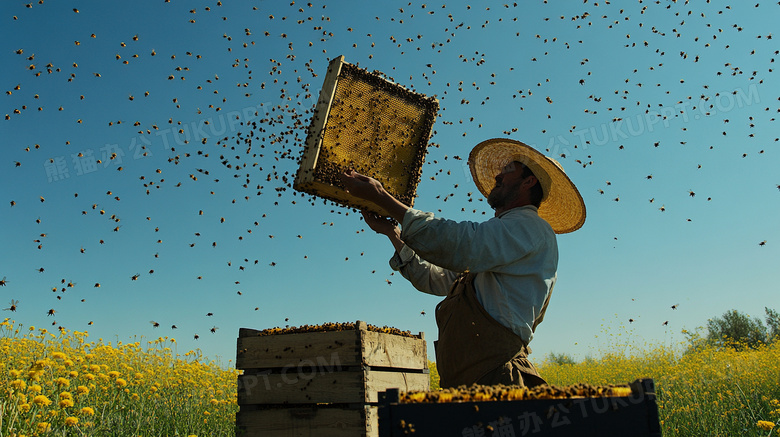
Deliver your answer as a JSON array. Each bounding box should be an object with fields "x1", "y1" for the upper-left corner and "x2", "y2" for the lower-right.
[
  {"x1": 294, "y1": 56, "x2": 439, "y2": 216},
  {"x1": 235, "y1": 321, "x2": 429, "y2": 437},
  {"x1": 378, "y1": 379, "x2": 662, "y2": 437}
]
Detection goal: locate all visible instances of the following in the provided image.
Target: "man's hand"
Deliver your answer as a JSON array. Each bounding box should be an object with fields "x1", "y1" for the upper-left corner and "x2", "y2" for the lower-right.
[
  {"x1": 361, "y1": 210, "x2": 398, "y2": 237},
  {"x1": 339, "y1": 170, "x2": 409, "y2": 223},
  {"x1": 361, "y1": 209, "x2": 404, "y2": 252},
  {"x1": 340, "y1": 170, "x2": 386, "y2": 204}
]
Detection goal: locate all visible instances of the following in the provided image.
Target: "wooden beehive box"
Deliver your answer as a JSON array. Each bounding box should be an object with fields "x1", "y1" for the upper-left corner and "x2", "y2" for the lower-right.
[
  {"x1": 293, "y1": 55, "x2": 439, "y2": 216},
  {"x1": 378, "y1": 379, "x2": 662, "y2": 437},
  {"x1": 236, "y1": 321, "x2": 429, "y2": 437}
]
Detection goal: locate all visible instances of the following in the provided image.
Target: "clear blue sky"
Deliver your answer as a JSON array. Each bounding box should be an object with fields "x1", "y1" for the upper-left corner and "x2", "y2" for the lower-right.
[{"x1": 2, "y1": 0, "x2": 778, "y2": 368}]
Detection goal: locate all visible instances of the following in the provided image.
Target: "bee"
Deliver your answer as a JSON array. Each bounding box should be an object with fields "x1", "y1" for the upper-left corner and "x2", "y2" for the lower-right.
[
  {"x1": 194, "y1": 334, "x2": 200, "y2": 340},
  {"x1": 0, "y1": 276, "x2": 7, "y2": 286},
  {"x1": 210, "y1": 326, "x2": 218, "y2": 333},
  {"x1": 131, "y1": 273, "x2": 140, "y2": 281},
  {"x1": 171, "y1": 325, "x2": 178, "y2": 329},
  {"x1": 4, "y1": 300, "x2": 19, "y2": 311},
  {"x1": 420, "y1": 310, "x2": 426, "y2": 316},
  {"x1": 150, "y1": 321, "x2": 160, "y2": 328},
  {"x1": 759, "y1": 240, "x2": 767, "y2": 247},
  {"x1": 207, "y1": 312, "x2": 213, "y2": 317},
  {"x1": 47, "y1": 309, "x2": 56, "y2": 316}
]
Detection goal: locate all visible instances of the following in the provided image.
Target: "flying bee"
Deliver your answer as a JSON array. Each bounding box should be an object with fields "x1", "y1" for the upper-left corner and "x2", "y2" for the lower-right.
[
  {"x1": 47, "y1": 309, "x2": 56, "y2": 316},
  {"x1": 210, "y1": 326, "x2": 218, "y2": 333},
  {"x1": 0, "y1": 276, "x2": 7, "y2": 286},
  {"x1": 150, "y1": 321, "x2": 160, "y2": 328},
  {"x1": 4, "y1": 300, "x2": 19, "y2": 311}
]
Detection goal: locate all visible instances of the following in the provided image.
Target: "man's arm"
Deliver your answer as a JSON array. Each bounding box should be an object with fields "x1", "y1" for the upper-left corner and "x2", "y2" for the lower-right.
[{"x1": 357, "y1": 193, "x2": 456, "y2": 297}]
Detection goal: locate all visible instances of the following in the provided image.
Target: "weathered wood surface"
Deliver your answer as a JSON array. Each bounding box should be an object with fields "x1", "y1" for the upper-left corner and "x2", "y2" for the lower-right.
[
  {"x1": 238, "y1": 369, "x2": 429, "y2": 405},
  {"x1": 236, "y1": 322, "x2": 426, "y2": 371},
  {"x1": 293, "y1": 55, "x2": 344, "y2": 190},
  {"x1": 236, "y1": 329, "x2": 361, "y2": 370},
  {"x1": 236, "y1": 405, "x2": 377, "y2": 437},
  {"x1": 360, "y1": 330, "x2": 426, "y2": 370}
]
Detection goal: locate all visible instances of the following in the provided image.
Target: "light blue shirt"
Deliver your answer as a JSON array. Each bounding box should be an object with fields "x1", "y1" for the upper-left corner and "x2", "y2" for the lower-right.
[{"x1": 389, "y1": 206, "x2": 558, "y2": 344}]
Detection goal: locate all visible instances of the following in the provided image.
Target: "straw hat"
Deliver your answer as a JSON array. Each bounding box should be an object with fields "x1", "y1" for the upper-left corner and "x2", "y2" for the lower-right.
[{"x1": 468, "y1": 138, "x2": 586, "y2": 234}]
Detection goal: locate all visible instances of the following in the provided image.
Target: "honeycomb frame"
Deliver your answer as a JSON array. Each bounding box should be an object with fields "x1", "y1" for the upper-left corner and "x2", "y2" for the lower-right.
[{"x1": 294, "y1": 55, "x2": 439, "y2": 216}]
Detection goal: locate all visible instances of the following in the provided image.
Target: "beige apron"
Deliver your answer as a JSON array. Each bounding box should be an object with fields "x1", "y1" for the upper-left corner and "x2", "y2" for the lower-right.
[{"x1": 434, "y1": 272, "x2": 550, "y2": 388}]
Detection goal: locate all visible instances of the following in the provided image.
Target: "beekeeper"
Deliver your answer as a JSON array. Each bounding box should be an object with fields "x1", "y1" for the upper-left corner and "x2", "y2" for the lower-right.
[{"x1": 341, "y1": 138, "x2": 586, "y2": 388}]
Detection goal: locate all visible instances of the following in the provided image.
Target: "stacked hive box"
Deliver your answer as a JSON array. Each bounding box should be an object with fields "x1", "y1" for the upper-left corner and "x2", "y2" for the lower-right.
[{"x1": 236, "y1": 321, "x2": 429, "y2": 437}]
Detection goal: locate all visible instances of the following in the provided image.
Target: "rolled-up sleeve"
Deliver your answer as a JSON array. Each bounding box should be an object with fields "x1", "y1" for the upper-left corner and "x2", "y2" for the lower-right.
[{"x1": 389, "y1": 244, "x2": 458, "y2": 296}]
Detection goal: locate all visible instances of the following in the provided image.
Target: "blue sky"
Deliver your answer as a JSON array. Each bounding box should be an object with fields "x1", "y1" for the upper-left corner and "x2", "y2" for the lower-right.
[{"x1": 2, "y1": 0, "x2": 778, "y2": 368}]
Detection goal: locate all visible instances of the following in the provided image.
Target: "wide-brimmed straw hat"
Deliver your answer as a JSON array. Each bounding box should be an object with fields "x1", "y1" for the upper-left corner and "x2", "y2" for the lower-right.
[{"x1": 468, "y1": 138, "x2": 586, "y2": 234}]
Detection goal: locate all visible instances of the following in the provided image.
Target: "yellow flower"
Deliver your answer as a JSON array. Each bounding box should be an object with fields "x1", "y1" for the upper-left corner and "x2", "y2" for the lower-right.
[
  {"x1": 20, "y1": 403, "x2": 31, "y2": 412},
  {"x1": 33, "y1": 395, "x2": 52, "y2": 407},
  {"x1": 52, "y1": 351, "x2": 66, "y2": 360},
  {"x1": 76, "y1": 385, "x2": 89, "y2": 395},
  {"x1": 116, "y1": 378, "x2": 127, "y2": 387},
  {"x1": 64, "y1": 359, "x2": 74, "y2": 367},
  {"x1": 37, "y1": 422, "x2": 51, "y2": 432},
  {"x1": 108, "y1": 371, "x2": 120, "y2": 379},
  {"x1": 11, "y1": 379, "x2": 27, "y2": 390},
  {"x1": 210, "y1": 398, "x2": 219, "y2": 406},
  {"x1": 80, "y1": 406, "x2": 95, "y2": 416},
  {"x1": 59, "y1": 398, "x2": 74, "y2": 408},
  {"x1": 60, "y1": 391, "x2": 73, "y2": 400},
  {"x1": 29, "y1": 384, "x2": 42, "y2": 393},
  {"x1": 55, "y1": 377, "x2": 70, "y2": 387},
  {"x1": 89, "y1": 365, "x2": 100, "y2": 373},
  {"x1": 69, "y1": 370, "x2": 78, "y2": 378},
  {"x1": 758, "y1": 421, "x2": 776, "y2": 431},
  {"x1": 9, "y1": 369, "x2": 21, "y2": 377},
  {"x1": 65, "y1": 416, "x2": 79, "y2": 426},
  {"x1": 85, "y1": 373, "x2": 95, "y2": 380}
]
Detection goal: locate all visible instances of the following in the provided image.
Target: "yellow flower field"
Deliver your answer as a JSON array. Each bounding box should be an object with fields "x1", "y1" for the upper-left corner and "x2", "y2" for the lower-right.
[
  {"x1": 537, "y1": 339, "x2": 780, "y2": 437},
  {"x1": 1, "y1": 318, "x2": 238, "y2": 436},
  {"x1": 4, "y1": 316, "x2": 779, "y2": 436}
]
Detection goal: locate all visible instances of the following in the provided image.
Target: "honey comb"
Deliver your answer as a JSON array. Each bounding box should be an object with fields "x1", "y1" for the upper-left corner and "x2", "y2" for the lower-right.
[
  {"x1": 249, "y1": 321, "x2": 418, "y2": 338},
  {"x1": 294, "y1": 56, "x2": 439, "y2": 216},
  {"x1": 400, "y1": 383, "x2": 635, "y2": 403}
]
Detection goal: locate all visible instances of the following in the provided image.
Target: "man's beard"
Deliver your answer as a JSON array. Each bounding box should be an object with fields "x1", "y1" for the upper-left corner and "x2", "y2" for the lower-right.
[{"x1": 487, "y1": 185, "x2": 504, "y2": 210}]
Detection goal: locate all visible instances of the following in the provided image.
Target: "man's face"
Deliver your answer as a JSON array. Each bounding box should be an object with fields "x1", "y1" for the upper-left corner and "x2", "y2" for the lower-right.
[{"x1": 487, "y1": 161, "x2": 525, "y2": 210}]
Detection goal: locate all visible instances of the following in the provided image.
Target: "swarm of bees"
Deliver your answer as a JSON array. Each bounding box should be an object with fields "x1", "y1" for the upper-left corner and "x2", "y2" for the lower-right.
[
  {"x1": 250, "y1": 321, "x2": 416, "y2": 338},
  {"x1": 3, "y1": 0, "x2": 776, "y2": 355},
  {"x1": 400, "y1": 382, "x2": 634, "y2": 404}
]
